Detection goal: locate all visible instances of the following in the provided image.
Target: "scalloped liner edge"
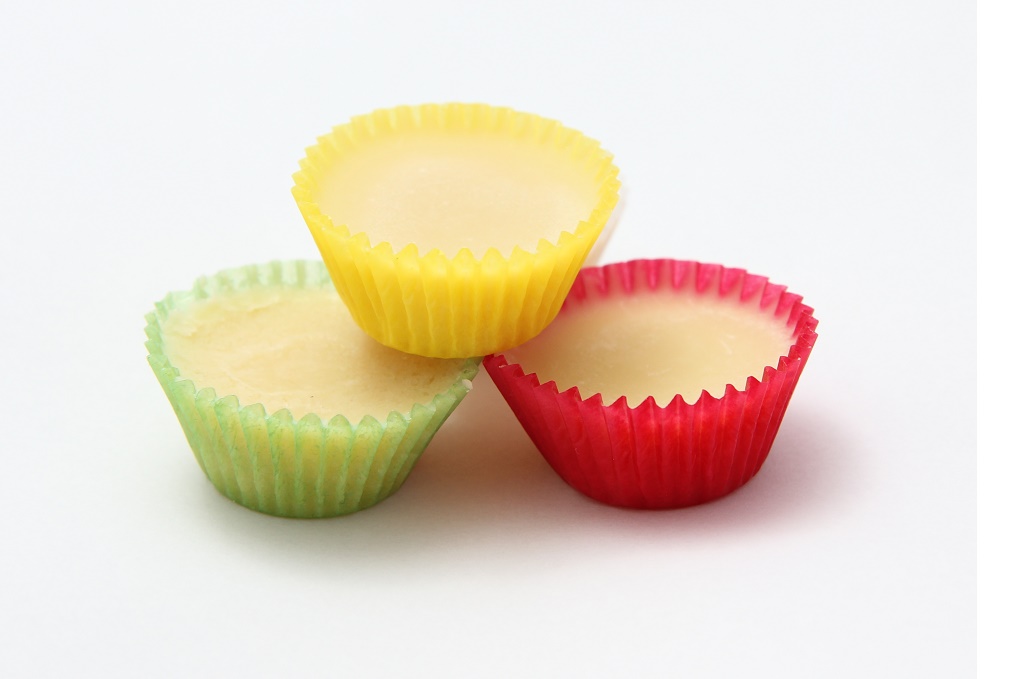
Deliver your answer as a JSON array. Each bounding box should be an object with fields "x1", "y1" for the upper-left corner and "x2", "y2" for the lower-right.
[
  {"x1": 483, "y1": 258, "x2": 818, "y2": 510},
  {"x1": 145, "y1": 259, "x2": 480, "y2": 518},
  {"x1": 487, "y1": 258, "x2": 818, "y2": 410}
]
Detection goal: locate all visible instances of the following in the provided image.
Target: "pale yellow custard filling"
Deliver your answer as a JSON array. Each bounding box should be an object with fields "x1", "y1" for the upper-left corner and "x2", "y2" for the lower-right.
[
  {"x1": 161, "y1": 287, "x2": 468, "y2": 421},
  {"x1": 503, "y1": 287, "x2": 795, "y2": 405},
  {"x1": 313, "y1": 131, "x2": 600, "y2": 258}
]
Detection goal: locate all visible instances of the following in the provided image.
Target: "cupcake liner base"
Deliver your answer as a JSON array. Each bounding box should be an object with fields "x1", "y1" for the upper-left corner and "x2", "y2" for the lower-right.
[
  {"x1": 146, "y1": 260, "x2": 479, "y2": 518},
  {"x1": 485, "y1": 258, "x2": 818, "y2": 510},
  {"x1": 293, "y1": 103, "x2": 620, "y2": 358}
]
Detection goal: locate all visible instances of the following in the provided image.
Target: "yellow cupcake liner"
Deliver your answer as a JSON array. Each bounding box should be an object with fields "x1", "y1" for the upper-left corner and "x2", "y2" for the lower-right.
[
  {"x1": 292, "y1": 103, "x2": 620, "y2": 358},
  {"x1": 145, "y1": 260, "x2": 479, "y2": 518}
]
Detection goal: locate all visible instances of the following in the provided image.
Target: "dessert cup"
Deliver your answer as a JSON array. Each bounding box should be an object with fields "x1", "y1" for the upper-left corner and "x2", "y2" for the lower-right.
[
  {"x1": 145, "y1": 260, "x2": 479, "y2": 518},
  {"x1": 292, "y1": 103, "x2": 620, "y2": 358},
  {"x1": 484, "y1": 259, "x2": 818, "y2": 509}
]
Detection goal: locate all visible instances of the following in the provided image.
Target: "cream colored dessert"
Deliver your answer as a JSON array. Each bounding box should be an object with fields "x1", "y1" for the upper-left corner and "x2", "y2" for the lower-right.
[
  {"x1": 161, "y1": 287, "x2": 468, "y2": 421},
  {"x1": 503, "y1": 287, "x2": 795, "y2": 405},
  {"x1": 313, "y1": 130, "x2": 600, "y2": 258}
]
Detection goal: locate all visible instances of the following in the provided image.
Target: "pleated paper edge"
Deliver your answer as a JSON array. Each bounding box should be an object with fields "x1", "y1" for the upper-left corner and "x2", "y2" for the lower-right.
[
  {"x1": 482, "y1": 258, "x2": 818, "y2": 509},
  {"x1": 290, "y1": 103, "x2": 621, "y2": 358},
  {"x1": 485, "y1": 258, "x2": 818, "y2": 412},
  {"x1": 292, "y1": 102, "x2": 621, "y2": 264},
  {"x1": 144, "y1": 259, "x2": 480, "y2": 518}
]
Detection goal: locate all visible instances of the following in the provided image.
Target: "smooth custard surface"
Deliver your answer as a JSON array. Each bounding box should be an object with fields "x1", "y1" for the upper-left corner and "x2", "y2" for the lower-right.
[
  {"x1": 504, "y1": 287, "x2": 795, "y2": 405},
  {"x1": 313, "y1": 130, "x2": 600, "y2": 258},
  {"x1": 161, "y1": 288, "x2": 468, "y2": 421}
]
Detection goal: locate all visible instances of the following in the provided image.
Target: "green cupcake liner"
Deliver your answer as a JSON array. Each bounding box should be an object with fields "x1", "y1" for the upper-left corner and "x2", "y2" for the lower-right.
[{"x1": 145, "y1": 260, "x2": 479, "y2": 518}]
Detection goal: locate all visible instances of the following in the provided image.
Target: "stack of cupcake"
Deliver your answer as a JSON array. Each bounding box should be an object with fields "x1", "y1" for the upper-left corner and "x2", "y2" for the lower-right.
[{"x1": 145, "y1": 103, "x2": 817, "y2": 518}]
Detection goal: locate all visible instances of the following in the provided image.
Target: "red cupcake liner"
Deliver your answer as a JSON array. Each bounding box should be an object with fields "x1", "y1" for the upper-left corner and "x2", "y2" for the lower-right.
[{"x1": 484, "y1": 259, "x2": 818, "y2": 509}]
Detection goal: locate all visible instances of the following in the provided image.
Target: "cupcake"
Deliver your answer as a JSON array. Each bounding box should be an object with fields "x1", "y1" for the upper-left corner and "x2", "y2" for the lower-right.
[
  {"x1": 484, "y1": 259, "x2": 818, "y2": 509},
  {"x1": 292, "y1": 103, "x2": 620, "y2": 359},
  {"x1": 145, "y1": 260, "x2": 479, "y2": 518}
]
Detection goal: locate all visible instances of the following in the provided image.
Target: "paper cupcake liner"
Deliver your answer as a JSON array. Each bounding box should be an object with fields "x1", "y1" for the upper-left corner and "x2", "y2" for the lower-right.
[
  {"x1": 145, "y1": 260, "x2": 479, "y2": 518},
  {"x1": 484, "y1": 259, "x2": 818, "y2": 509},
  {"x1": 292, "y1": 103, "x2": 620, "y2": 358}
]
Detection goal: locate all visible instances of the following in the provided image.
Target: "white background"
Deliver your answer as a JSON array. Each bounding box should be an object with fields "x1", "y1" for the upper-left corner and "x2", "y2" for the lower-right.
[{"x1": 0, "y1": 1, "x2": 975, "y2": 677}]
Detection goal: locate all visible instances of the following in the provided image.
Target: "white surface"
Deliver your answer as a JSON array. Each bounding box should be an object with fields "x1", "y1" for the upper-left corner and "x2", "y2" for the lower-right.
[{"x1": 0, "y1": 1, "x2": 975, "y2": 677}]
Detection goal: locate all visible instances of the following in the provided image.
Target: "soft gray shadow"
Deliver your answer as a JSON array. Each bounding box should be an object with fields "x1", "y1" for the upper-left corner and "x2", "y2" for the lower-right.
[
  {"x1": 194, "y1": 371, "x2": 859, "y2": 573},
  {"x1": 585, "y1": 182, "x2": 627, "y2": 265}
]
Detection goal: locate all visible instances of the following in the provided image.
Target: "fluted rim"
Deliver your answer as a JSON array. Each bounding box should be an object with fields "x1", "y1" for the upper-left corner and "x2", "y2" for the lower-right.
[
  {"x1": 145, "y1": 259, "x2": 479, "y2": 428},
  {"x1": 144, "y1": 260, "x2": 480, "y2": 517},
  {"x1": 485, "y1": 258, "x2": 818, "y2": 411},
  {"x1": 483, "y1": 258, "x2": 818, "y2": 509},
  {"x1": 291, "y1": 102, "x2": 621, "y2": 264}
]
